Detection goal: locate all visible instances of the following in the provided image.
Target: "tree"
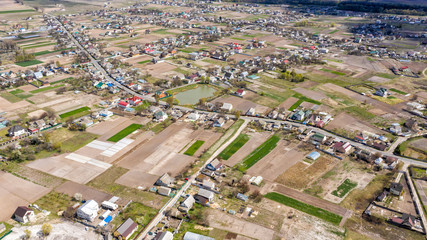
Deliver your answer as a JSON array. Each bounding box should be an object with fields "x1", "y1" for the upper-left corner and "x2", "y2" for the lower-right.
[
  {"x1": 154, "y1": 94, "x2": 160, "y2": 105},
  {"x1": 198, "y1": 97, "x2": 206, "y2": 106},
  {"x1": 73, "y1": 193, "x2": 83, "y2": 201},
  {"x1": 41, "y1": 223, "x2": 52, "y2": 236},
  {"x1": 24, "y1": 229, "x2": 31, "y2": 240},
  {"x1": 166, "y1": 96, "x2": 174, "y2": 108},
  {"x1": 234, "y1": 111, "x2": 241, "y2": 119}
]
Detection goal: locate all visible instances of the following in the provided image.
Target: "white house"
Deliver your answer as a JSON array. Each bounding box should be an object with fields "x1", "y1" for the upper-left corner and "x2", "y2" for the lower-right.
[
  {"x1": 187, "y1": 112, "x2": 200, "y2": 121},
  {"x1": 154, "y1": 111, "x2": 168, "y2": 122},
  {"x1": 197, "y1": 188, "x2": 214, "y2": 202},
  {"x1": 221, "y1": 103, "x2": 233, "y2": 112},
  {"x1": 13, "y1": 206, "x2": 35, "y2": 224},
  {"x1": 8, "y1": 125, "x2": 27, "y2": 137},
  {"x1": 77, "y1": 200, "x2": 99, "y2": 222}
]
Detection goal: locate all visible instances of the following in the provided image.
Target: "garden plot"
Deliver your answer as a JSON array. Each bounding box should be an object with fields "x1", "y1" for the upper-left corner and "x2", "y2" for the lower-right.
[
  {"x1": 292, "y1": 87, "x2": 326, "y2": 101},
  {"x1": 210, "y1": 94, "x2": 271, "y2": 115},
  {"x1": 145, "y1": 62, "x2": 177, "y2": 78},
  {"x1": 275, "y1": 156, "x2": 339, "y2": 190},
  {"x1": 55, "y1": 181, "x2": 112, "y2": 203},
  {"x1": 326, "y1": 113, "x2": 387, "y2": 136},
  {"x1": 26, "y1": 154, "x2": 109, "y2": 184},
  {"x1": 0, "y1": 172, "x2": 50, "y2": 221},
  {"x1": 225, "y1": 131, "x2": 271, "y2": 167},
  {"x1": 247, "y1": 142, "x2": 305, "y2": 181},
  {"x1": 116, "y1": 122, "x2": 197, "y2": 188}
]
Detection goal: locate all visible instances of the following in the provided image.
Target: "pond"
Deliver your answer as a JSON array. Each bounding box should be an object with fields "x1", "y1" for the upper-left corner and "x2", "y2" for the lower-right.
[{"x1": 174, "y1": 85, "x2": 216, "y2": 105}]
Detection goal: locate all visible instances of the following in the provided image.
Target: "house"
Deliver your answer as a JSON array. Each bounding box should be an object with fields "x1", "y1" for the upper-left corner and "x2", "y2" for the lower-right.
[
  {"x1": 34, "y1": 119, "x2": 46, "y2": 129},
  {"x1": 311, "y1": 133, "x2": 326, "y2": 143},
  {"x1": 155, "y1": 173, "x2": 174, "y2": 187},
  {"x1": 307, "y1": 151, "x2": 321, "y2": 160},
  {"x1": 246, "y1": 108, "x2": 255, "y2": 116},
  {"x1": 291, "y1": 110, "x2": 305, "y2": 121},
  {"x1": 77, "y1": 200, "x2": 99, "y2": 222},
  {"x1": 154, "y1": 231, "x2": 174, "y2": 240},
  {"x1": 333, "y1": 142, "x2": 352, "y2": 154},
  {"x1": 405, "y1": 119, "x2": 418, "y2": 131},
  {"x1": 235, "y1": 89, "x2": 246, "y2": 96},
  {"x1": 118, "y1": 101, "x2": 130, "y2": 108},
  {"x1": 197, "y1": 188, "x2": 214, "y2": 202},
  {"x1": 194, "y1": 195, "x2": 209, "y2": 205},
  {"x1": 221, "y1": 103, "x2": 233, "y2": 112},
  {"x1": 13, "y1": 206, "x2": 35, "y2": 224},
  {"x1": 389, "y1": 123, "x2": 402, "y2": 135},
  {"x1": 213, "y1": 118, "x2": 225, "y2": 127},
  {"x1": 391, "y1": 214, "x2": 416, "y2": 229},
  {"x1": 202, "y1": 180, "x2": 215, "y2": 190},
  {"x1": 180, "y1": 195, "x2": 195, "y2": 210},
  {"x1": 114, "y1": 218, "x2": 138, "y2": 240},
  {"x1": 154, "y1": 111, "x2": 168, "y2": 122},
  {"x1": 183, "y1": 232, "x2": 214, "y2": 240},
  {"x1": 129, "y1": 96, "x2": 142, "y2": 106},
  {"x1": 377, "y1": 190, "x2": 388, "y2": 202},
  {"x1": 236, "y1": 193, "x2": 249, "y2": 202},
  {"x1": 373, "y1": 142, "x2": 387, "y2": 151},
  {"x1": 206, "y1": 159, "x2": 222, "y2": 171},
  {"x1": 187, "y1": 112, "x2": 200, "y2": 121},
  {"x1": 375, "y1": 88, "x2": 388, "y2": 97},
  {"x1": 158, "y1": 186, "x2": 172, "y2": 196},
  {"x1": 390, "y1": 182, "x2": 403, "y2": 196},
  {"x1": 8, "y1": 125, "x2": 27, "y2": 137}
]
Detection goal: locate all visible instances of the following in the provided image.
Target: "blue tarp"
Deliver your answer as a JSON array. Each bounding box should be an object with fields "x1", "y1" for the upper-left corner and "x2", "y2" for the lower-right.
[{"x1": 104, "y1": 215, "x2": 112, "y2": 223}]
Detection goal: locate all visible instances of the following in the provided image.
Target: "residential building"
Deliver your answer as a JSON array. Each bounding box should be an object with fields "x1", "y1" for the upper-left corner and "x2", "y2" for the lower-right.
[
  {"x1": 154, "y1": 111, "x2": 168, "y2": 122},
  {"x1": 197, "y1": 188, "x2": 214, "y2": 202},
  {"x1": 155, "y1": 173, "x2": 174, "y2": 187},
  {"x1": 390, "y1": 182, "x2": 403, "y2": 196},
  {"x1": 8, "y1": 125, "x2": 27, "y2": 137},
  {"x1": 333, "y1": 142, "x2": 352, "y2": 154},
  {"x1": 206, "y1": 159, "x2": 222, "y2": 171},
  {"x1": 213, "y1": 118, "x2": 225, "y2": 127},
  {"x1": 158, "y1": 186, "x2": 172, "y2": 196},
  {"x1": 311, "y1": 133, "x2": 326, "y2": 143},
  {"x1": 114, "y1": 218, "x2": 138, "y2": 240},
  {"x1": 235, "y1": 89, "x2": 246, "y2": 96},
  {"x1": 13, "y1": 206, "x2": 35, "y2": 224},
  {"x1": 375, "y1": 88, "x2": 388, "y2": 97},
  {"x1": 180, "y1": 195, "x2": 195, "y2": 210},
  {"x1": 77, "y1": 200, "x2": 99, "y2": 222},
  {"x1": 221, "y1": 103, "x2": 233, "y2": 112},
  {"x1": 154, "y1": 232, "x2": 174, "y2": 240}
]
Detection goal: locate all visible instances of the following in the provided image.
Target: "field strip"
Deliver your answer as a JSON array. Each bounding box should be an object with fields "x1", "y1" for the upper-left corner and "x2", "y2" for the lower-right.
[
  {"x1": 86, "y1": 140, "x2": 114, "y2": 150},
  {"x1": 101, "y1": 138, "x2": 134, "y2": 157},
  {"x1": 66, "y1": 153, "x2": 112, "y2": 169}
]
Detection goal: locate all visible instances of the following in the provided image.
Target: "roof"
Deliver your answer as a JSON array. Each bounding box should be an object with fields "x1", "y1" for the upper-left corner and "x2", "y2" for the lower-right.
[
  {"x1": 307, "y1": 151, "x2": 321, "y2": 160},
  {"x1": 183, "y1": 232, "x2": 215, "y2": 240},
  {"x1": 153, "y1": 231, "x2": 173, "y2": 240},
  {"x1": 13, "y1": 206, "x2": 33, "y2": 218},
  {"x1": 197, "y1": 188, "x2": 214, "y2": 199},
  {"x1": 116, "y1": 218, "x2": 138, "y2": 238},
  {"x1": 8, "y1": 125, "x2": 25, "y2": 134},
  {"x1": 390, "y1": 182, "x2": 403, "y2": 193},
  {"x1": 78, "y1": 200, "x2": 98, "y2": 216}
]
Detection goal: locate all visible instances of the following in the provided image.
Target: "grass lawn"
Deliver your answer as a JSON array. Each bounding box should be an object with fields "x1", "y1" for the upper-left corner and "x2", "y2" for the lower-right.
[
  {"x1": 320, "y1": 68, "x2": 346, "y2": 76},
  {"x1": 289, "y1": 99, "x2": 304, "y2": 111},
  {"x1": 218, "y1": 134, "x2": 250, "y2": 160},
  {"x1": 137, "y1": 60, "x2": 151, "y2": 64},
  {"x1": 332, "y1": 179, "x2": 358, "y2": 198},
  {"x1": 59, "y1": 106, "x2": 91, "y2": 119},
  {"x1": 289, "y1": 93, "x2": 322, "y2": 111},
  {"x1": 52, "y1": 77, "x2": 73, "y2": 85},
  {"x1": 200, "y1": 119, "x2": 245, "y2": 162},
  {"x1": 372, "y1": 95, "x2": 404, "y2": 105},
  {"x1": 389, "y1": 88, "x2": 408, "y2": 95},
  {"x1": 15, "y1": 59, "x2": 43, "y2": 67},
  {"x1": 33, "y1": 191, "x2": 74, "y2": 220},
  {"x1": 375, "y1": 72, "x2": 397, "y2": 80},
  {"x1": 231, "y1": 37, "x2": 245, "y2": 41},
  {"x1": 0, "y1": 91, "x2": 22, "y2": 103},
  {"x1": 184, "y1": 140, "x2": 205, "y2": 156},
  {"x1": 88, "y1": 166, "x2": 167, "y2": 208},
  {"x1": 30, "y1": 84, "x2": 65, "y2": 94},
  {"x1": 344, "y1": 106, "x2": 376, "y2": 120},
  {"x1": 238, "y1": 135, "x2": 280, "y2": 172},
  {"x1": 107, "y1": 123, "x2": 142, "y2": 142},
  {"x1": 265, "y1": 192, "x2": 342, "y2": 225},
  {"x1": 0, "y1": 9, "x2": 35, "y2": 14},
  {"x1": 33, "y1": 48, "x2": 73, "y2": 56},
  {"x1": 0, "y1": 222, "x2": 13, "y2": 238},
  {"x1": 150, "y1": 119, "x2": 172, "y2": 134},
  {"x1": 111, "y1": 202, "x2": 157, "y2": 228},
  {"x1": 328, "y1": 30, "x2": 339, "y2": 34}
]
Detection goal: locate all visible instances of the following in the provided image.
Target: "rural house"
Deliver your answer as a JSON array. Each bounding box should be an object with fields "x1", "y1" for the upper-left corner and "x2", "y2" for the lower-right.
[
  {"x1": 13, "y1": 206, "x2": 35, "y2": 224},
  {"x1": 155, "y1": 173, "x2": 174, "y2": 187},
  {"x1": 8, "y1": 125, "x2": 27, "y2": 137},
  {"x1": 77, "y1": 200, "x2": 99, "y2": 222},
  {"x1": 390, "y1": 182, "x2": 403, "y2": 196},
  {"x1": 114, "y1": 218, "x2": 138, "y2": 240}
]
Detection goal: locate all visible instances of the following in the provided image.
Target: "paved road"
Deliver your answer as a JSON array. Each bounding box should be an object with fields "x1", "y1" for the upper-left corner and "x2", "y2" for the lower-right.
[{"x1": 136, "y1": 119, "x2": 250, "y2": 239}]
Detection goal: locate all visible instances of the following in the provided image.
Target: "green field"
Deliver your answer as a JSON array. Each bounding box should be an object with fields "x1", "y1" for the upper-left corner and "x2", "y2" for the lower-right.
[
  {"x1": 265, "y1": 192, "x2": 342, "y2": 225},
  {"x1": 33, "y1": 48, "x2": 73, "y2": 56},
  {"x1": 184, "y1": 140, "x2": 205, "y2": 156},
  {"x1": 107, "y1": 123, "x2": 142, "y2": 142},
  {"x1": 238, "y1": 135, "x2": 280, "y2": 171},
  {"x1": 0, "y1": 91, "x2": 22, "y2": 103},
  {"x1": 320, "y1": 68, "x2": 346, "y2": 76},
  {"x1": 30, "y1": 84, "x2": 65, "y2": 94},
  {"x1": 23, "y1": 42, "x2": 56, "y2": 50},
  {"x1": 137, "y1": 60, "x2": 151, "y2": 64},
  {"x1": 375, "y1": 72, "x2": 397, "y2": 80},
  {"x1": 231, "y1": 37, "x2": 245, "y2": 41},
  {"x1": 59, "y1": 106, "x2": 91, "y2": 119},
  {"x1": 389, "y1": 88, "x2": 408, "y2": 95},
  {"x1": 289, "y1": 93, "x2": 322, "y2": 111},
  {"x1": 328, "y1": 30, "x2": 339, "y2": 34},
  {"x1": 218, "y1": 134, "x2": 250, "y2": 160},
  {"x1": 344, "y1": 106, "x2": 376, "y2": 120},
  {"x1": 332, "y1": 179, "x2": 357, "y2": 198},
  {"x1": 15, "y1": 59, "x2": 43, "y2": 67},
  {"x1": 0, "y1": 9, "x2": 35, "y2": 14}
]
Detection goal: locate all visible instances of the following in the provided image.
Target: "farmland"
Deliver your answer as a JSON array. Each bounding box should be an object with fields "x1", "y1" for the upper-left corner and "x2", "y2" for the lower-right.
[
  {"x1": 218, "y1": 134, "x2": 250, "y2": 160},
  {"x1": 332, "y1": 179, "x2": 358, "y2": 198},
  {"x1": 184, "y1": 140, "x2": 205, "y2": 156},
  {"x1": 238, "y1": 135, "x2": 280, "y2": 172},
  {"x1": 15, "y1": 59, "x2": 44, "y2": 67},
  {"x1": 59, "y1": 106, "x2": 91, "y2": 119},
  {"x1": 265, "y1": 192, "x2": 343, "y2": 225},
  {"x1": 107, "y1": 123, "x2": 142, "y2": 142}
]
